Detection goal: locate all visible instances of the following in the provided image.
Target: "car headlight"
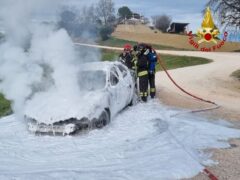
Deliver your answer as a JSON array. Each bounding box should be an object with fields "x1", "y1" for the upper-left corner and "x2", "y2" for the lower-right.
[{"x1": 64, "y1": 124, "x2": 77, "y2": 134}]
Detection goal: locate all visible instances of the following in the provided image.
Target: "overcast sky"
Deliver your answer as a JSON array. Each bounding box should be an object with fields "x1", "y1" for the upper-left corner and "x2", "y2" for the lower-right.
[
  {"x1": 0, "y1": 0, "x2": 209, "y2": 32},
  {"x1": 65, "y1": 0, "x2": 209, "y2": 32},
  {"x1": 31, "y1": 0, "x2": 210, "y2": 32}
]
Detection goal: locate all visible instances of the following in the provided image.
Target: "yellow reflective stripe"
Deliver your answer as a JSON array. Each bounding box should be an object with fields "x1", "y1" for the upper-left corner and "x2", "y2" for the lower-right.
[
  {"x1": 150, "y1": 88, "x2": 156, "y2": 93},
  {"x1": 138, "y1": 71, "x2": 148, "y2": 77},
  {"x1": 140, "y1": 92, "x2": 148, "y2": 97}
]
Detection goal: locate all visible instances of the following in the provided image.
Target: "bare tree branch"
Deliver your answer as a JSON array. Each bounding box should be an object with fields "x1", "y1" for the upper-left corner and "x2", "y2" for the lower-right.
[
  {"x1": 205, "y1": 0, "x2": 240, "y2": 29},
  {"x1": 96, "y1": 0, "x2": 115, "y2": 25}
]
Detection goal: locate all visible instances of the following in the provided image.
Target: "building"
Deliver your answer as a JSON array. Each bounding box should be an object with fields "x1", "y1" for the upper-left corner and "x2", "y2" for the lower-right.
[
  {"x1": 118, "y1": 13, "x2": 149, "y2": 25},
  {"x1": 168, "y1": 22, "x2": 189, "y2": 34}
]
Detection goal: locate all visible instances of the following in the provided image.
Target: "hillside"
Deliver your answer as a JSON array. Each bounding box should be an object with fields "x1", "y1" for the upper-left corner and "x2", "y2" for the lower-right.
[{"x1": 112, "y1": 24, "x2": 240, "y2": 52}]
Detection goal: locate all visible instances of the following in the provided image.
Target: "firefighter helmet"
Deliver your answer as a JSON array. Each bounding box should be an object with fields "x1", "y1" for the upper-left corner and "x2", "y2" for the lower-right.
[{"x1": 123, "y1": 44, "x2": 132, "y2": 51}]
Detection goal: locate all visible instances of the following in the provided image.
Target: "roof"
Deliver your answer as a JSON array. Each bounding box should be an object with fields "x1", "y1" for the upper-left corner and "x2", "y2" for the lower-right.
[
  {"x1": 168, "y1": 23, "x2": 189, "y2": 33},
  {"x1": 80, "y1": 61, "x2": 115, "y2": 72},
  {"x1": 170, "y1": 22, "x2": 189, "y2": 26}
]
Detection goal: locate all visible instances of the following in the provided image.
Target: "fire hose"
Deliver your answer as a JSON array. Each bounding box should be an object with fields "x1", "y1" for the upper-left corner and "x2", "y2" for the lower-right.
[
  {"x1": 157, "y1": 54, "x2": 219, "y2": 180},
  {"x1": 157, "y1": 54, "x2": 220, "y2": 116}
]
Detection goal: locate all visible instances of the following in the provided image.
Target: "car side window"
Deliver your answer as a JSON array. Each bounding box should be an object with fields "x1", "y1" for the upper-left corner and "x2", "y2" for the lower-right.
[
  {"x1": 117, "y1": 64, "x2": 128, "y2": 78},
  {"x1": 111, "y1": 67, "x2": 119, "y2": 76},
  {"x1": 110, "y1": 72, "x2": 119, "y2": 86},
  {"x1": 110, "y1": 67, "x2": 119, "y2": 86}
]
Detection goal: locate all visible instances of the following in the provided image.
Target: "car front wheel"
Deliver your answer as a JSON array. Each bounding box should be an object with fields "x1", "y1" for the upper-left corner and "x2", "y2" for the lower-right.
[{"x1": 94, "y1": 110, "x2": 110, "y2": 128}]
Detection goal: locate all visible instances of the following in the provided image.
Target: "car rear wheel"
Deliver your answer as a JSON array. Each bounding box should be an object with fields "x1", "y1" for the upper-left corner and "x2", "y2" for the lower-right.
[
  {"x1": 95, "y1": 110, "x2": 110, "y2": 128},
  {"x1": 128, "y1": 91, "x2": 138, "y2": 106}
]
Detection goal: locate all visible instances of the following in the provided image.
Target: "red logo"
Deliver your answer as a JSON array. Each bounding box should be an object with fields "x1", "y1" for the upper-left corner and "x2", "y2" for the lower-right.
[{"x1": 188, "y1": 7, "x2": 228, "y2": 52}]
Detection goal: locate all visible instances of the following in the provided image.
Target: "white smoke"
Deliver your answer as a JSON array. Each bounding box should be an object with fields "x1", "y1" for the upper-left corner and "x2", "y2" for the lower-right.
[{"x1": 0, "y1": 0, "x2": 101, "y2": 118}]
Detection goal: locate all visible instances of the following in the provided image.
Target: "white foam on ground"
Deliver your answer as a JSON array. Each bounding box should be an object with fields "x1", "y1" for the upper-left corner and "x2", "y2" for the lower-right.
[{"x1": 0, "y1": 100, "x2": 240, "y2": 180}]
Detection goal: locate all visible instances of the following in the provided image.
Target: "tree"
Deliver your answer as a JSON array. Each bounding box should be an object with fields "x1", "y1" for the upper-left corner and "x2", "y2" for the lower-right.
[
  {"x1": 96, "y1": 0, "x2": 115, "y2": 25},
  {"x1": 58, "y1": 1, "x2": 116, "y2": 41},
  {"x1": 99, "y1": 26, "x2": 114, "y2": 40},
  {"x1": 58, "y1": 9, "x2": 78, "y2": 36},
  {"x1": 58, "y1": 7, "x2": 99, "y2": 38},
  {"x1": 152, "y1": 15, "x2": 172, "y2": 33},
  {"x1": 81, "y1": 5, "x2": 99, "y2": 25},
  {"x1": 118, "y1": 6, "x2": 132, "y2": 19},
  {"x1": 206, "y1": 0, "x2": 240, "y2": 30},
  {"x1": 60, "y1": 10, "x2": 76, "y2": 23}
]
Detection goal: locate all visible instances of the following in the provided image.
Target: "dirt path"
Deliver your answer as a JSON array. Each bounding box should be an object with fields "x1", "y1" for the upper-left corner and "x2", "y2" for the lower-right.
[
  {"x1": 155, "y1": 51, "x2": 240, "y2": 119},
  {"x1": 155, "y1": 51, "x2": 240, "y2": 180}
]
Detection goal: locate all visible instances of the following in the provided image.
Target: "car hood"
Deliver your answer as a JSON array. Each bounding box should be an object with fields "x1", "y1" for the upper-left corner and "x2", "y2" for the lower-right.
[{"x1": 25, "y1": 91, "x2": 108, "y2": 125}]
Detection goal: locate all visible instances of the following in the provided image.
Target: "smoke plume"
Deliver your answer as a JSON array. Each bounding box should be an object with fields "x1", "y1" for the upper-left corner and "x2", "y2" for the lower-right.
[{"x1": 0, "y1": 0, "x2": 101, "y2": 118}]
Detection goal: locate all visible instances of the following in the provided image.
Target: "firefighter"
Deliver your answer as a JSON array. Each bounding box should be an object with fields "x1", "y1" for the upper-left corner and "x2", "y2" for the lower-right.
[
  {"x1": 119, "y1": 44, "x2": 138, "y2": 95},
  {"x1": 146, "y1": 46, "x2": 158, "y2": 98},
  {"x1": 118, "y1": 44, "x2": 134, "y2": 70},
  {"x1": 135, "y1": 44, "x2": 149, "y2": 102}
]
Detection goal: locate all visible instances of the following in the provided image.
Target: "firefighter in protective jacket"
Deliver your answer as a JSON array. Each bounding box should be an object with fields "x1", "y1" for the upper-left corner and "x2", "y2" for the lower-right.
[
  {"x1": 135, "y1": 44, "x2": 149, "y2": 102},
  {"x1": 146, "y1": 46, "x2": 157, "y2": 98},
  {"x1": 118, "y1": 44, "x2": 135, "y2": 70}
]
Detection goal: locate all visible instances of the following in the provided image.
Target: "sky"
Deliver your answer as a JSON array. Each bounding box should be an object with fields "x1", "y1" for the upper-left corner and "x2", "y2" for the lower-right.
[
  {"x1": 66, "y1": 0, "x2": 210, "y2": 32},
  {"x1": 0, "y1": 0, "x2": 212, "y2": 33}
]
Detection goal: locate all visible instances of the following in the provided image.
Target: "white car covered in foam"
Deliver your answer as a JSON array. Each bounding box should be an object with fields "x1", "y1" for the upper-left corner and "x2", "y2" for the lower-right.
[{"x1": 25, "y1": 61, "x2": 136, "y2": 135}]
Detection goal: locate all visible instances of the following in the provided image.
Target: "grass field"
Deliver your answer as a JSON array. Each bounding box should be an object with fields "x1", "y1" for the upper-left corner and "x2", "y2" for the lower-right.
[
  {"x1": 0, "y1": 93, "x2": 11, "y2": 118},
  {"x1": 231, "y1": 69, "x2": 240, "y2": 80},
  {"x1": 112, "y1": 24, "x2": 240, "y2": 52},
  {"x1": 98, "y1": 37, "x2": 190, "y2": 51},
  {"x1": 155, "y1": 54, "x2": 211, "y2": 71},
  {"x1": 101, "y1": 49, "x2": 212, "y2": 71}
]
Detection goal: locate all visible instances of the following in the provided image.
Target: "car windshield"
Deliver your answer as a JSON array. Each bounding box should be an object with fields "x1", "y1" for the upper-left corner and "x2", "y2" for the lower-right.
[{"x1": 78, "y1": 70, "x2": 106, "y2": 91}]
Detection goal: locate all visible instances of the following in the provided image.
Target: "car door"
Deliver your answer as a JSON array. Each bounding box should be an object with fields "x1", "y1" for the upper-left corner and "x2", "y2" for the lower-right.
[
  {"x1": 108, "y1": 67, "x2": 121, "y2": 115},
  {"x1": 116, "y1": 64, "x2": 134, "y2": 105}
]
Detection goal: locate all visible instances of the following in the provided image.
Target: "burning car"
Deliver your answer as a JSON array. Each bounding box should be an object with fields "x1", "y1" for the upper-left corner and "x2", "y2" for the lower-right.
[{"x1": 25, "y1": 62, "x2": 136, "y2": 135}]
